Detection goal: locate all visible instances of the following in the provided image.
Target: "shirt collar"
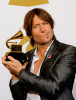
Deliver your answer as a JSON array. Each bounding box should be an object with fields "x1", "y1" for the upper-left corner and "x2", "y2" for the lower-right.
[
  {"x1": 34, "y1": 40, "x2": 54, "y2": 56},
  {"x1": 34, "y1": 46, "x2": 38, "y2": 57}
]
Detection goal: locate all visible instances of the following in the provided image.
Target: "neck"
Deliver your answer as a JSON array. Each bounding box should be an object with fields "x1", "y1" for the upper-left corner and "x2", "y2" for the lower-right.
[{"x1": 36, "y1": 40, "x2": 53, "y2": 56}]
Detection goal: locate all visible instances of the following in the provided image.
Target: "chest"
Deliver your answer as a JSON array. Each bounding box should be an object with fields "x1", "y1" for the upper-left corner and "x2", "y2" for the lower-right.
[{"x1": 33, "y1": 55, "x2": 45, "y2": 75}]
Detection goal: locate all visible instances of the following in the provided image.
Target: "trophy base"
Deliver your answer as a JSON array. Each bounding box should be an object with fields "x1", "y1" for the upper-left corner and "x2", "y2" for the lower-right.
[{"x1": 5, "y1": 52, "x2": 28, "y2": 64}]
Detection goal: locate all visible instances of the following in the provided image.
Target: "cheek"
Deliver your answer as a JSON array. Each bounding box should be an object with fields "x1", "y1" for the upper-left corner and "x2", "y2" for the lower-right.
[
  {"x1": 32, "y1": 29, "x2": 40, "y2": 38},
  {"x1": 32, "y1": 29, "x2": 40, "y2": 35},
  {"x1": 31, "y1": 32, "x2": 39, "y2": 41},
  {"x1": 32, "y1": 31, "x2": 42, "y2": 42},
  {"x1": 50, "y1": 31, "x2": 53, "y2": 38},
  {"x1": 48, "y1": 28, "x2": 53, "y2": 35}
]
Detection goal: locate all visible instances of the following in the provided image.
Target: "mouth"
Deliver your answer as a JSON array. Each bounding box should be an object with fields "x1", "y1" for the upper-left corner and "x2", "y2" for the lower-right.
[{"x1": 44, "y1": 33, "x2": 49, "y2": 37}]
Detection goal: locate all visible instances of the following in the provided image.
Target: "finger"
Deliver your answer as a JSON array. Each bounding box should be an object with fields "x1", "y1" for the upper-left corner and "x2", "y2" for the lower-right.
[
  {"x1": 8, "y1": 56, "x2": 17, "y2": 63},
  {"x1": 22, "y1": 62, "x2": 28, "y2": 69},
  {"x1": 2, "y1": 60, "x2": 13, "y2": 66},
  {"x1": 27, "y1": 57, "x2": 29, "y2": 60},
  {"x1": 3, "y1": 64, "x2": 10, "y2": 70},
  {"x1": 2, "y1": 56, "x2": 6, "y2": 61},
  {"x1": 5, "y1": 65, "x2": 10, "y2": 69}
]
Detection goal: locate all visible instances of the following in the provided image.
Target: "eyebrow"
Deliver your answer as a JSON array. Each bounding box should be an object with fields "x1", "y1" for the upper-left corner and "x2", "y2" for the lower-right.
[
  {"x1": 33, "y1": 21, "x2": 47, "y2": 26},
  {"x1": 33, "y1": 24, "x2": 40, "y2": 26}
]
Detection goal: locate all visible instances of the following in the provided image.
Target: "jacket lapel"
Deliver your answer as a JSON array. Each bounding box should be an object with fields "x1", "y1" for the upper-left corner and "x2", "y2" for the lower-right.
[
  {"x1": 40, "y1": 40, "x2": 61, "y2": 74},
  {"x1": 26, "y1": 40, "x2": 61, "y2": 73}
]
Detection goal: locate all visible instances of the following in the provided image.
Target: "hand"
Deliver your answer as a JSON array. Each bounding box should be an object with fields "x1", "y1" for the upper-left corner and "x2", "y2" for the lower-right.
[{"x1": 2, "y1": 56, "x2": 28, "y2": 77}]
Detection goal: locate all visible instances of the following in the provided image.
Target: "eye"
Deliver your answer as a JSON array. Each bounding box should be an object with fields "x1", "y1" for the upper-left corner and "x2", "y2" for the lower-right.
[
  {"x1": 33, "y1": 26, "x2": 37, "y2": 28},
  {"x1": 33, "y1": 25, "x2": 38, "y2": 28},
  {"x1": 43, "y1": 22, "x2": 48, "y2": 25}
]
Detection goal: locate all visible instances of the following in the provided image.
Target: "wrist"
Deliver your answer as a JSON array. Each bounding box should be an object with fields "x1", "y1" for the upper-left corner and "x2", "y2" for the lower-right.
[
  {"x1": 18, "y1": 68, "x2": 24, "y2": 78},
  {"x1": 12, "y1": 75, "x2": 19, "y2": 80}
]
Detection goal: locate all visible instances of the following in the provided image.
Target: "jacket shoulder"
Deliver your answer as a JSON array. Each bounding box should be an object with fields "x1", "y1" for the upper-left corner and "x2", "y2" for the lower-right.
[
  {"x1": 56, "y1": 40, "x2": 76, "y2": 52},
  {"x1": 62, "y1": 43, "x2": 76, "y2": 51}
]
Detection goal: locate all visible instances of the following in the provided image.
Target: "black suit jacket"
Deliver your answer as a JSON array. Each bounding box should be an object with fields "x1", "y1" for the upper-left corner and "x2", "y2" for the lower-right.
[{"x1": 10, "y1": 40, "x2": 76, "y2": 100}]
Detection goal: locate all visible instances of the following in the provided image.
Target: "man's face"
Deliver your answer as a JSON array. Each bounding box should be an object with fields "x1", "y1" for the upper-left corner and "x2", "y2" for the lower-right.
[{"x1": 31, "y1": 15, "x2": 53, "y2": 45}]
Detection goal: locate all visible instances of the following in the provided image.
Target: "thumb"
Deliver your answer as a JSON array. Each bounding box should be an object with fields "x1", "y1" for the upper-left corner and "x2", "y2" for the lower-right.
[{"x1": 22, "y1": 62, "x2": 28, "y2": 69}]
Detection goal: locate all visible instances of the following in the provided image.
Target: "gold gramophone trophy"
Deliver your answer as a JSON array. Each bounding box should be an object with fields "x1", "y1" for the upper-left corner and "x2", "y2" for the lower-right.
[{"x1": 5, "y1": 30, "x2": 28, "y2": 64}]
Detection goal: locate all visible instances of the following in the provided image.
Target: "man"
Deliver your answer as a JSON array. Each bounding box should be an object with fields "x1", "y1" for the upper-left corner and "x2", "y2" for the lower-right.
[{"x1": 2, "y1": 8, "x2": 76, "y2": 100}]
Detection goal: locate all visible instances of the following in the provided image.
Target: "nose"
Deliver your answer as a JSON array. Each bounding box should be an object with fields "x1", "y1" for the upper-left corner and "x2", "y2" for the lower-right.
[{"x1": 40, "y1": 24, "x2": 46, "y2": 32}]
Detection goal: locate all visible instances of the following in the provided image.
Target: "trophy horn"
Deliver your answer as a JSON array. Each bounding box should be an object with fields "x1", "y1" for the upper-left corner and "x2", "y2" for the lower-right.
[
  {"x1": 6, "y1": 30, "x2": 24, "y2": 48},
  {"x1": 5, "y1": 30, "x2": 28, "y2": 64}
]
